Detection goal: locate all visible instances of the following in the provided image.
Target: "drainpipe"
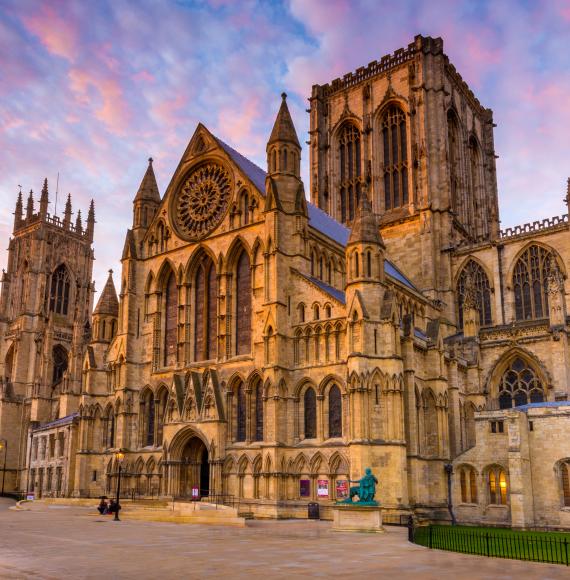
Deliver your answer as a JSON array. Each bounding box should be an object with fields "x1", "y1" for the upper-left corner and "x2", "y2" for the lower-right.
[{"x1": 444, "y1": 463, "x2": 456, "y2": 525}]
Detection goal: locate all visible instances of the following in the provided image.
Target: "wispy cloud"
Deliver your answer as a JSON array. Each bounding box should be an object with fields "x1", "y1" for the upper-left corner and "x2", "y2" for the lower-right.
[{"x1": 0, "y1": 0, "x2": 568, "y2": 292}]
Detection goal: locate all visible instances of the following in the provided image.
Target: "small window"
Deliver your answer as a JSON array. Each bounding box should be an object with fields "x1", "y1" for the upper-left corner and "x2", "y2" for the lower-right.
[
  {"x1": 488, "y1": 466, "x2": 507, "y2": 505},
  {"x1": 92, "y1": 470, "x2": 97, "y2": 482},
  {"x1": 325, "y1": 305, "x2": 332, "y2": 319},
  {"x1": 529, "y1": 421, "x2": 534, "y2": 432}
]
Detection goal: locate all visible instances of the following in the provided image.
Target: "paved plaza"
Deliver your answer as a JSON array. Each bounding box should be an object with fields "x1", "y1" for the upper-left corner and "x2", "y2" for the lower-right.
[{"x1": 0, "y1": 498, "x2": 567, "y2": 579}]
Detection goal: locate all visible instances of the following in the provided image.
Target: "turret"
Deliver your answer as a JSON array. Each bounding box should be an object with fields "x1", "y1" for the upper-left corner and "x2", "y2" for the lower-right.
[
  {"x1": 13, "y1": 189, "x2": 23, "y2": 231},
  {"x1": 63, "y1": 194, "x2": 72, "y2": 229},
  {"x1": 75, "y1": 210, "x2": 83, "y2": 235},
  {"x1": 346, "y1": 190, "x2": 385, "y2": 286},
  {"x1": 39, "y1": 178, "x2": 49, "y2": 218},
  {"x1": 25, "y1": 190, "x2": 34, "y2": 220},
  {"x1": 86, "y1": 199, "x2": 95, "y2": 242},
  {"x1": 547, "y1": 256, "x2": 566, "y2": 329},
  {"x1": 133, "y1": 157, "x2": 160, "y2": 231},
  {"x1": 265, "y1": 93, "x2": 303, "y2": 214},
  {"x1": 92, "y1": 270, "x2": 119, "y2": 343}
]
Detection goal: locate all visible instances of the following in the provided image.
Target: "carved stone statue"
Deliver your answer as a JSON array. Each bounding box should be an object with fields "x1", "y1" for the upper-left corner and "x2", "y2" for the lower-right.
[{"x1": 339, "y1": 467, "x2": 379, "y2": 505}]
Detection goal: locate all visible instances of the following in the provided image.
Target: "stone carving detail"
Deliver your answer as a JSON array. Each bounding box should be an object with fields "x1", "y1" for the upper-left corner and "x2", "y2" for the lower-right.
[{"x1": 173, "y1": 163, "x2": 231, "y2": 241}]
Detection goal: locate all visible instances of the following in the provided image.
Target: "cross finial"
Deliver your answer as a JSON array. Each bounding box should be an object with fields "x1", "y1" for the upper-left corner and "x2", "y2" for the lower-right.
[
  {"x1": 108, "y1": 269, "x2": 113, "y2": 276},
  {"x1": 148, "y1": 157, "x2": 153, "y2": 165},
  {"x1": 281, "y1": 92, "x2": 287, "y2": 100}
]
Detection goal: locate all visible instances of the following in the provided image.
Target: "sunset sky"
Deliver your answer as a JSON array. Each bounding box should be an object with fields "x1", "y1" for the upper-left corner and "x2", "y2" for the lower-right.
[{"x1": 1, "y1": 0, "x2": 569, "y2": 293}]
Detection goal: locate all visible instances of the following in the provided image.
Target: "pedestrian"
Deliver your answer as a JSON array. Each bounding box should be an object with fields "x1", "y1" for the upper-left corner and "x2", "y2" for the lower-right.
[{"x1": 97, "y1": 497, "x2": 108, "y2": 515}]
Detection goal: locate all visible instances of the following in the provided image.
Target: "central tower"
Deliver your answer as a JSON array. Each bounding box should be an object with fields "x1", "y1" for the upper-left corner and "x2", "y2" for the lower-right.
[{"x1": 308, "y1": 35, "x2": 499, "y2": 305}]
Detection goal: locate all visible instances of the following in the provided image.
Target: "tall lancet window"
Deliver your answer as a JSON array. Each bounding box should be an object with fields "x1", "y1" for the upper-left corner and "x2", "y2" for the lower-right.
[
  {"x1": 338, "y1": 123, "x2": 361, "y2": 223},
  {"x1": 164, "y1": 272, "x2": 178, "y2": 367},
  {"x1": 50, "y1": 264, "x2": 71, "y2": 315},
  {"x1": 194, "y1": 255, "x2": 218, "y2": 361},
  {"x1": 382, "y1": 105, "x2": 409, "y2": 210},
  {"x1": 513, "y1": 245, "x2": 552, "y2": 321},
  {"x1": 456, "y1": 260, "x2": 492, "y2": 329},
  {"x1": 235, "y1": 250, "x2": 252, "y2": 355}
]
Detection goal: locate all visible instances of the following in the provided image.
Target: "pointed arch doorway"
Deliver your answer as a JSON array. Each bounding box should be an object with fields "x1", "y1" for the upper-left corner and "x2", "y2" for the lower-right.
[{"x1": 180, "y1": 437, "x2": 209, "y2": 498}]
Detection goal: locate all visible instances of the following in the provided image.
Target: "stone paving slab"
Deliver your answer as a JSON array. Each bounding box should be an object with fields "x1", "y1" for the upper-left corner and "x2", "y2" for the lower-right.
[{"x1": 0, "y1": 498, "x2": 567, "y2": 579}]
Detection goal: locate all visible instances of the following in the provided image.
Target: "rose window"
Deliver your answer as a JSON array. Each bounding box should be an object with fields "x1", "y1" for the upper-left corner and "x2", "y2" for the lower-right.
[{"x1": 173, "y1": 163, "x2": 231, "y2": 241}]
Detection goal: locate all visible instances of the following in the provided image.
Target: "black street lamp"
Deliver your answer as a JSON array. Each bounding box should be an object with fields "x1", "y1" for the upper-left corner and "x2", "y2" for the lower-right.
[
  {"x1": 444, "y1": 463, "x2": 457, "y2": 525},
  {"x1": 0, "y1": 439, "x2": 7, "y2": 496},
  {"x1": 114, "y1": 450, "x2": 125, "y2": 522}
]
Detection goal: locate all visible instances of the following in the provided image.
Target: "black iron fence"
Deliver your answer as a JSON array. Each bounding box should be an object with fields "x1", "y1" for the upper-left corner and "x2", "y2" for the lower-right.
[{"x1": 411, "y1": 524, "x2": 570, "y2": 566}]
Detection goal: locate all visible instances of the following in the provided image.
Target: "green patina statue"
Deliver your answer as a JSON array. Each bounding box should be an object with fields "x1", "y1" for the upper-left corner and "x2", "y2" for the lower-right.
[{"x1": 339, "y1": 467, "x2": 379, "y2": 506}]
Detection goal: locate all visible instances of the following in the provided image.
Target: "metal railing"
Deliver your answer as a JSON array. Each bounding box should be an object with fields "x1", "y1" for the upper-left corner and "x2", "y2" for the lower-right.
[{"x1": 411, "y1": 524, "x2": 570, "y2": 566}]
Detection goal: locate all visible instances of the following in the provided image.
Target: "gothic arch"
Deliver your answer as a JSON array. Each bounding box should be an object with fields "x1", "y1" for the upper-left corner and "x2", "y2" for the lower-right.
[
  {"x1": 484, "y1": 347, "x2": 552, "y2": 399},
  {"x1": 166, "y1": 425, "x2": 211, "y2": 461},
  {"x1": 317, "y1": 374, "x2": 346, "y2": 396},
  {"x1": 184, "y1": 245, "x2": 219, "y2": 282}
]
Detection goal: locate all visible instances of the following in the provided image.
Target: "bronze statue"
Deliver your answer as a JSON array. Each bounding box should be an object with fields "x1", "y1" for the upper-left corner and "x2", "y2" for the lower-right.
[{"x1": 339, "y1": 468, "x2": 378, "y2": 505}]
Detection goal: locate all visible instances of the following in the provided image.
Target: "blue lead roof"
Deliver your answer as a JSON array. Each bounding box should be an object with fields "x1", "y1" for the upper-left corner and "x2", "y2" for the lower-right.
[{"x1": 215, "y1": 134, "x2": 419, "y2": 294}]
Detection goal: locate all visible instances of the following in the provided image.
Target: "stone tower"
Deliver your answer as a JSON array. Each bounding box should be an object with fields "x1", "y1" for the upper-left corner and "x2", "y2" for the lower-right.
[
  {"x1": 0, "y1": 180, "x2": 94, "y2": 492},
  {"x1": 309, "y1": 34, "x2": 500, "y2": 314}
]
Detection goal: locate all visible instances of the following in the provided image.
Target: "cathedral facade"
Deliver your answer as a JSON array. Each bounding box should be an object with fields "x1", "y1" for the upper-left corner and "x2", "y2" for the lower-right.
[{"x1": 1, "y1": 35, "x2": 569, "y2": 529}]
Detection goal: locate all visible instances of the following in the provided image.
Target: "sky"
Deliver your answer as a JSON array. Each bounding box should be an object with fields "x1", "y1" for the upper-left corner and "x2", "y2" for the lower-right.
[{"x1": 1, "y1": 0, "x2": 569, "y2": 294}]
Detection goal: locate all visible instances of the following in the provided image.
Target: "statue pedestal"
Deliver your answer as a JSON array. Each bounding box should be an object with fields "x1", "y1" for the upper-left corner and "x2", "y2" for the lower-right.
[{"x1": 332, "y1": 504, "x2": 384, "y2": 533}]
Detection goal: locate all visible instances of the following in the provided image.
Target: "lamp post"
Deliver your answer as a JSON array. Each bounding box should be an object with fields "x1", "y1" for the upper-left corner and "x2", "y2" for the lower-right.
[
  {"x1": 444, "y1": 463, "x2": 457, "y2": 525},
  {"x1": 114, "y1": 450, "x2": 125, "y2": 522},
  {"x1": 0, "y1": 439, "x2": 7, "y2": 496}
]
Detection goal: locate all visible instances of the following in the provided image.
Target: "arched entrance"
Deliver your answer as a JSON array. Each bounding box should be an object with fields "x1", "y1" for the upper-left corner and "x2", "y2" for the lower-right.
[{"x1": 179, "y1": 437, "x2": 209, "y2": 498}]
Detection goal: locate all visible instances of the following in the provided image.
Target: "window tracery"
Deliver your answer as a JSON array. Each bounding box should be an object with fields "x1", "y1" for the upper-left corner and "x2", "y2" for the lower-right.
[
  {"x1": 328, "y1": 384, "x2": 342, "y2": 438},
  {"x1": 49, "y1": 264, "x2": 70, "y2": 315},
  {"x1": 338, "y1": 123, "x2": 361, "y2": 223},
  {"x1": 513, "y1": 245, "x2": 553, "y2": 320},
  {"x1": 457, "y1": 260, "x2": 492, "y2": 328},
  {"x1": 304, "y1": 387, "x2": 317, "y2": 439},
  {"x1": 497, "y1": 357, "x2": 545, "y2": 409},
  {"x1": 194, "y1": 255, "x2": 217, "y2": 361},
  {"x1": 164, "y1": 272, "x2": 178, "y2": 367},
  {"x1": 382, "y1": 105, "x2": 409, "y2": 210},
  {"x1": 236, "y1": 382, "x2": 246, "y2": 442},
  {"x1": 173, "y1": 162, "x2": 231, "y2": 241},
  {"x1": 235, "y1": 250, "x2": 252, "y2": 355}
]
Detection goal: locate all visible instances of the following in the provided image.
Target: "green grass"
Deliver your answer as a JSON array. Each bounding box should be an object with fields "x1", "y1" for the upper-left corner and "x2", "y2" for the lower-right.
[{"x1": 414, "y1": 525, "x2": 570, "y2": 565}]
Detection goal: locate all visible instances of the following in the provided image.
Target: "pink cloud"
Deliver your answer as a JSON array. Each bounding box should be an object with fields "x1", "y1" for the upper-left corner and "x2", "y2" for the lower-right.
[{"x1": 22, "y1": 3, "x2": 80, "y2": 62}]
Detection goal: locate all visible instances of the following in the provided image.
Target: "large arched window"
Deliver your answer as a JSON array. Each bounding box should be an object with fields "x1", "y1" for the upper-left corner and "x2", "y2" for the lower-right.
[
  {"x1": 338, "y1": 123, "x2": 361, "y2": 223},
  {"x1": 254, "y1": 382, "x2": 263, "y2": 442},
  {"x1": 164, "y1": 272, "x2": 178, "y2": 367},
  {"x1": 194, "y1": 255, "x2": 217, "y2": 361},
  {"x1": 236, "y1": 382, "x2": 246, "y2": 442},
  {"x1": 468, "y1": 136, "x2": 486, "y2": 238},
  {"x1": 457, "y1": 260, "x2": 492, "y2": 328},
  {"x1": 328, "y1": 384, "x2": 342, "y2": 438},
  {"x1": 52, "y1": 345, "x2": 68, "y2": 386},
  {"x1": 488, "y1": 466, "x2": 507, "y2": 505},
  {"x1": 304, "y1": 387, "x2": 317, "y2": 439},
  {"x1": 560, "y1": 461, "x2": 570, "y2": 507},
  {"x1": 382, "y1": 105, "x2": 409, "y2": 210},
  {"x1": 447, "y1": 110, "x2": 466, "y2": 225},
  {"x1": 235, "y1": 250, "x2": 252, "y2": 355},
  {"x1": 49, "y1": 264, "x2": 71, "y2": 315},
  {"x1": 156, "y1": 388, "x2": 169, "y2": 445},
  {"x1": 513, "y1": 245, "x2": 553, "y2": 320},
  {"x1": 498, "y1": 357, "x2": 545, "y2": 409}
]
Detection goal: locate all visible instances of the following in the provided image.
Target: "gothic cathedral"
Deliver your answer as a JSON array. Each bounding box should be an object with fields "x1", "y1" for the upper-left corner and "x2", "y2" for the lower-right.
[{"x1": 1, "y1": 35, "x2": 569, "y2": 529}]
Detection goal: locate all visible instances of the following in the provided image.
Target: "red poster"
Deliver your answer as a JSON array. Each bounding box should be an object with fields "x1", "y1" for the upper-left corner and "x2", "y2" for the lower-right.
[
  {"x1": 317, "y1": 479, "x2": 329, "y2": 498},
  {"x1": 336, "y1": 480, "x2": 348, "y2": 499}
]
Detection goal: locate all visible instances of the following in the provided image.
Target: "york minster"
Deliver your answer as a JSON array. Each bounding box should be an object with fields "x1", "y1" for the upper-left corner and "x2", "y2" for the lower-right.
[{"x1": 1, "y1": 34, "x2": 569, "y2": 531}]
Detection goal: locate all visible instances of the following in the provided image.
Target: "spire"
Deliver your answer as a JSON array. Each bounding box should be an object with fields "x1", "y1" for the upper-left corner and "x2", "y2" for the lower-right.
[
  {"x1": 348, "y1": 190, "x2": 384, "y2": 246},
  {"x1": 63, "y1": 194, "x2": 72, "y2": 228},
  {"x1": 134, "y1": 157, "x2": 160, "y2": 203},
  {"x1": 75, "y1": 209, "x2": 83, "y2": 234},
  {"x1": 39, "y1": 178, "x2": 49, "y2": 217},
  {"x1": 26, "y1": 190, "x2": 34, "y2": 220},
  {"x1": 14, "y1": 188, "x2": 23, "y2": 230},
  {"x1": 93, "y1": 269, "x2": 119, "y2": 317},
  {"x1": 86, "y1": 199, "x2": 95, "y2": 241},
  {"x1": 268, "y1": 93, "x2": 301, "y2": 148}
]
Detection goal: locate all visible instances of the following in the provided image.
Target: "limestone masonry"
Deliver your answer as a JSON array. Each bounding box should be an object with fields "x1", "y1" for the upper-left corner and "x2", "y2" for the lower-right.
[{"x1": 1, "y1": 35, "x2": 569, "y2": 529}]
